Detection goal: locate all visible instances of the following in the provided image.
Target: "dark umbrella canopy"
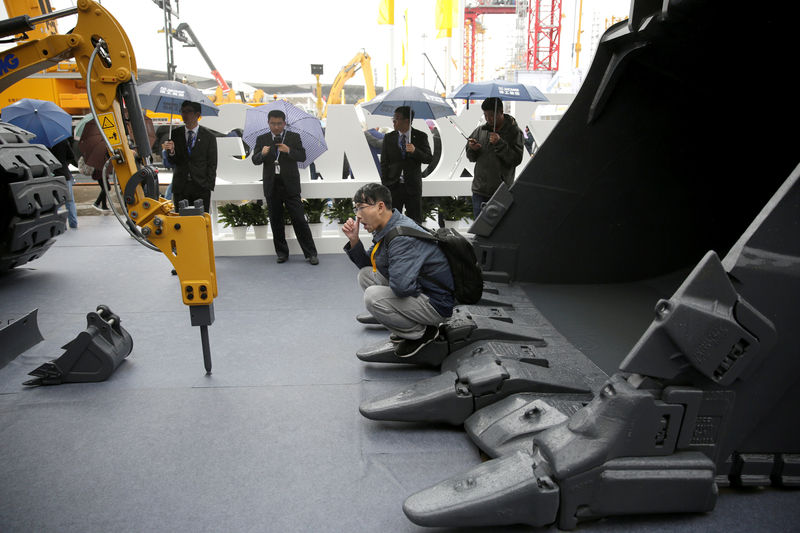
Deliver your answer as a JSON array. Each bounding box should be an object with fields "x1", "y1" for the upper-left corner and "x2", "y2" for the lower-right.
[
  {"x1": 242, "y1": 100, "x2": 327, "y2": 169},
  {"x1": 78, "y1": 120, "x2": 109, "y2": 170},
  {"x1": 1, "y1": 98, "x2": 72, "y2": 147},
  {"x1": 137, "y1": 80, "x2": 219, "y2": 116},
  {"x1": 450, "y1": 79, "x2": 548, "y2": 102},
  {"x1": 78, "y1": 114, "x2": 156, "y2": 169},
  {"x1": 362, "y1": 86, "x2": 455, "y2": 120}
]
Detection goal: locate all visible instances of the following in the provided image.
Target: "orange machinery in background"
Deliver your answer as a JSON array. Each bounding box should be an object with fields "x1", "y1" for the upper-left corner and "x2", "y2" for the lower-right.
[{"x1": 0, "y1": 0, "x2": 90, "y2": 114}]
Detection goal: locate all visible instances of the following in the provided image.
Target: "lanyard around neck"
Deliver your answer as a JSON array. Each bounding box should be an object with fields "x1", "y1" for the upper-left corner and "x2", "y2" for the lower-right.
[{"x1": 370, "y1": 241, "x2": 381, "y2": 272}]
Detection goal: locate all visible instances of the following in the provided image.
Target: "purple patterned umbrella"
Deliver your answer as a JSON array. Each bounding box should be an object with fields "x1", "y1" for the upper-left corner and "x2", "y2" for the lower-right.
[{"x1": 242, "y1": 100, "x2": 327, "y2": 169}]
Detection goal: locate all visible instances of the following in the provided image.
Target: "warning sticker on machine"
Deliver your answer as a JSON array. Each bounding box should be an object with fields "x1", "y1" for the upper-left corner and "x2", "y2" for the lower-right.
[{"x1": 98, "y1": 113, "x2": 122, "y2": 146}]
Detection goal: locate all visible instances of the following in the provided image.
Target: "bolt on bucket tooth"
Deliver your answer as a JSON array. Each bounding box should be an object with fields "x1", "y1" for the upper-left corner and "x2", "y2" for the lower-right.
[{"x1": 24, "y1": 305, "x2": 133, "y2": 386}]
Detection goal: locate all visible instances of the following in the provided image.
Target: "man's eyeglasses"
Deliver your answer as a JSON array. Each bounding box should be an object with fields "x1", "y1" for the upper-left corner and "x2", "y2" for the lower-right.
[{"x1": 354, "y1": 203, "x2": 377, "y2": 213}]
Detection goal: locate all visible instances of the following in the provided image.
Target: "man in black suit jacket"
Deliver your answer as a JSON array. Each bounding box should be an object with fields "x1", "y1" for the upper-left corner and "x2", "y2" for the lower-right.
[
  {"x1": 379, "y1": 106, "x2": 433, "y2": 223},
  {"x1": 252, "y1": 109, "x2": 318, "y2": 264},
  {"x1": 162, "y1": 100, "x2": 217, "y2": 213}
]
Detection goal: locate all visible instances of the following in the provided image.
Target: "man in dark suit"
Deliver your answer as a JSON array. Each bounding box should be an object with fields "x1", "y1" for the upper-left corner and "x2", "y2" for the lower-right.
[
  {"x1": 252, "y1": 109, "x2": 319, "y2": 265},
  {"x1": 162, "y1": 100, "x2": 217, "y2": 213},
  {"x1": 379, "y1": 106, "x2": 433, "y2": 224}
]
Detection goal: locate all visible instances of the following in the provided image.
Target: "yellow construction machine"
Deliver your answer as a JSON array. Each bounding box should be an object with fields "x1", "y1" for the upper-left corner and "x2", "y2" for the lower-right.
[
  {"x1": 0, "y1": 0, "x2": 218, "y2": 371},
  {"x1": 322, "y1": 50, "x2": 376, "y2": 118}
]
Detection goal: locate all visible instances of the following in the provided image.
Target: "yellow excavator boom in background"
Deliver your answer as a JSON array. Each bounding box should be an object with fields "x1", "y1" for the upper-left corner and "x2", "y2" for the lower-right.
[{"x1": 322, "y1": 50, "x2": 376, "y2": 118}]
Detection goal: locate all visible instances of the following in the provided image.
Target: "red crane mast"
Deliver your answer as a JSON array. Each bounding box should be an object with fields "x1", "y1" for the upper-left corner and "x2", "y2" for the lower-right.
[{"x1": 463, "y1": 1, "x2": 562, "y2": 83}]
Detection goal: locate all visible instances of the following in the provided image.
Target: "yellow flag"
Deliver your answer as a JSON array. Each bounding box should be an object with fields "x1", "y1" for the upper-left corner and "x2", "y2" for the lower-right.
[
  {"x1": 436, "y1": 0, "x2": 458, "y2": 39},
  {"x1": 378, "y1": 0, "x2": 394, "y2": 25},
  {"x1": 403, "y1": 8, "x2": 409, "y2": 85},
  {"x1": 435, "y1": 0, "x2": 453, "y2": 37}
]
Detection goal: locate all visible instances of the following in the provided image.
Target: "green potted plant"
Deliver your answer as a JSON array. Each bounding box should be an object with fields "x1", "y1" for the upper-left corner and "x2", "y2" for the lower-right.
[
  {"x1": 420, "y1": 197, "x2": 439, "y2": 226},
  {"x1": 303, "y1": 198, "x2": 329, "y2": 238},
  {"x1": 241, "y1": 201, "x2": 269, "y2": 239},
  {"x1": 218, "y1": 202, "x2": 248, "y2": 239},
  {"x1": 437, "y1": 196, "x2": 473, "y2": 229},
  {"x1": 327, "y1": 198, "x2": 355, "y2": 225}
]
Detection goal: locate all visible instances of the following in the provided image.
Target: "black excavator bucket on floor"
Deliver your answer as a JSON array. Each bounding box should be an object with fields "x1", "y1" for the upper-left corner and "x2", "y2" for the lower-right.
[
  {"x1": 403, "y1": 164, "x2": 800, "y2": 529},
  {"x1": 24, "y1": 305, "x2": 133, "y2": 386}
]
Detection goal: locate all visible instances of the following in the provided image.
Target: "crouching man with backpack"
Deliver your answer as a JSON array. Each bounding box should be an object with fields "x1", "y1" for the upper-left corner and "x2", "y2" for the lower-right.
[{"x1": 342, "y1": 183, "x2": 454, "y2": 357}]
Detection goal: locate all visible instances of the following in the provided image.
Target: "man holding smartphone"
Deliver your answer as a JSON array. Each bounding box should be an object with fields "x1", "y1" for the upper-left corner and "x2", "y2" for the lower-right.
[
  {"x1": 466, "y1": 97, "x2": 524, "y2": 218},
  {"x1": 253, "y1": 109, "x2": 318, "y2": 264}
]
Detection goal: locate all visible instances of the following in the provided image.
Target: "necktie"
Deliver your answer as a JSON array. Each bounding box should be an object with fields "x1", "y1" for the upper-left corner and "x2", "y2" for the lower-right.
[
  {"x1": 186, "y1": 130, "x2": 195, "y2": 154},
  {"x1": 400, "y1": 133, "x2": 407, "y2": 159}
]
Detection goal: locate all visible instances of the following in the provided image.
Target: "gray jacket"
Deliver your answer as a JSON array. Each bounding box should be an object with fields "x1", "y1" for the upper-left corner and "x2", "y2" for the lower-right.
[
  {"x1": 466, "y1": 114, "x2": 524, "y2": 197},
  {"x1": 344, "y1": 210, "x2": 454, "y2": 317}
]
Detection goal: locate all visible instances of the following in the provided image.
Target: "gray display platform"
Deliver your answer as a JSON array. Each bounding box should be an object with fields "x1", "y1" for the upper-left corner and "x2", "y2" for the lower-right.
[{"x1": 0, "y1": 216, "x2": 797, "y2": 532}]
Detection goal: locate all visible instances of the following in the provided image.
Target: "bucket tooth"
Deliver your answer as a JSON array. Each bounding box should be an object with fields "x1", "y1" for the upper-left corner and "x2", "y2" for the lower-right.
[
  {"x1": 361, "y1": 336, "x2": 606, "y2": 424},
  {"x1": 24, "y1": 305, "x2": 132, "y2": 386},
  {"x1": 403, "y1": 449, "x2": 559, "y2": 528},
  {"x1": 359, "y1": 371, "x2": 473, "y2": 425},
  {"x1": 465, "y1": 392, "x2": 593, "y2": 458}
]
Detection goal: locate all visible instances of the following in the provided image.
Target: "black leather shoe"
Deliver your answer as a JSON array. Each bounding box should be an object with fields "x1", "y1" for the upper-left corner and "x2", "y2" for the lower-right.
[
  {"x1": 307, "y1": 255, "x2": 319, "y2": 265},
  {"x1": 276, "y1": 255, "x2": 288, "y2": 263}
]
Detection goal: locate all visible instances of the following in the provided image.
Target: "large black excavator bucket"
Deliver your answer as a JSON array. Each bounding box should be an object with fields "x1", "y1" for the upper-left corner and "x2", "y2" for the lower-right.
[
  {"x1": 403, "y1": 162, "x2": 800, "y2": 530},
  {"x1": 471, "y1": 1, "x2": 800, "y2": 283},
  {"x1": 24, "y1": 305, "x2": 133, "y2": 386}
]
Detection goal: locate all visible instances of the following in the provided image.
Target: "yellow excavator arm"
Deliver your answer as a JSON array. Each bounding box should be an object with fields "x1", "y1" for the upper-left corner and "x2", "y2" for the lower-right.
[
  {"x1": 0, "y1": 0, "x2": 217, "y2": 371},
  {"x1": 322, "y1": 50, "x2": 376, "y2": 118}
]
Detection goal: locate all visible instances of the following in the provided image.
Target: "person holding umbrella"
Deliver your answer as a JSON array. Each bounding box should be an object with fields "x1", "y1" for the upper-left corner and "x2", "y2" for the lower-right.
[
  {"x1": 162, "y1": 101, "x2": 218, "y2": 213},
  {"x1": 379, "y1": 106, "x2": 433, "y2": 224},
  {"x1": 252, "y1": 109, "x2": 319, "y2": 265},
  {"x1": 466, "y1": 97, "x2": 524, "y2": 218}
]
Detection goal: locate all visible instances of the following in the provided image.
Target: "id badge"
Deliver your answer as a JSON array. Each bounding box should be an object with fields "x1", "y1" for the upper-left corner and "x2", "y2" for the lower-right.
[{"x1": 274, "y1": 161, "x2": 281, "y2": 175}]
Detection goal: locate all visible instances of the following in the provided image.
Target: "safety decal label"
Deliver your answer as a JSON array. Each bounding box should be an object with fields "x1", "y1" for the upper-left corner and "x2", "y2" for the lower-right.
[{"x1": 98, "y1": 113, "x2": 122, "y2": 146}]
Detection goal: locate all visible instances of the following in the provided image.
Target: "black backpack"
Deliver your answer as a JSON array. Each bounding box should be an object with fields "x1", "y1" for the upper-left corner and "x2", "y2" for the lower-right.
[{"x1": 383, "y1": 226, "x2": 483, "y2": 305}]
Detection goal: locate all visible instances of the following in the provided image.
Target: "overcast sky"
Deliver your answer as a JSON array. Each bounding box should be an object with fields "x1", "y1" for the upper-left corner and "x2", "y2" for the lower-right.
[{"x1": 1, "y1": 0, "x2": 631, "y2": 91}]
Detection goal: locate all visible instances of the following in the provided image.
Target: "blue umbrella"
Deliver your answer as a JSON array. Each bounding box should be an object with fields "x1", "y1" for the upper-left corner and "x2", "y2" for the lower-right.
[
  {"x1": 242, "y1": 100, "x2": 327, "y2": 169},
  {"x1": 2, "y1": 98, "x2": 72, "y2": 147},
  {"x1": 361, "y1": 86, "x2": 455, "y2": 120},
  {"x1": 450, "y1": 79, "x2": 548, "y2": 103}
]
